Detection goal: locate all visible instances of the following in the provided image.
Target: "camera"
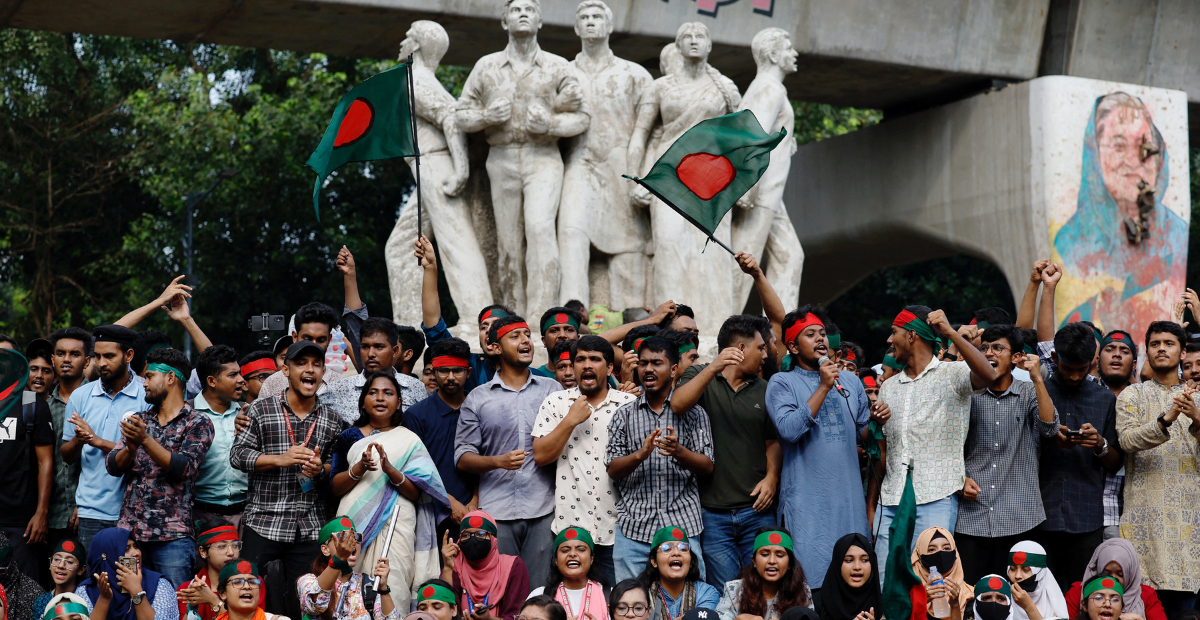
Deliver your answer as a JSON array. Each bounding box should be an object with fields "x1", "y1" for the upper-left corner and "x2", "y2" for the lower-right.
[{"x1": 248, "y1": 313, "x2": 286, "y2": 346}]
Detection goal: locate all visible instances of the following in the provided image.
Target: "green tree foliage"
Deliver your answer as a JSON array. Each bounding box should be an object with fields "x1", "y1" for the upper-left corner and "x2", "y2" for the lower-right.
[{"x1": 791, "y1": 102, "x2": 882, "y2": 146}]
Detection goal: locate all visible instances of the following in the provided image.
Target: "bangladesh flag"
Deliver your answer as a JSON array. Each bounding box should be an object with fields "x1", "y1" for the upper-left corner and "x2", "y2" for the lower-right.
[
  {"x1": 306, "y1": 62, "x2": 417, "y2": 219},
  {"x1": 882, "y1": 465, "x2": 925, "y2": 620},
  {"x1": 0, "y1": 349, "x2": 28, "y2": 423},
  {"x1": 623, "y1": 110, "x2": 785, "y2": 251}
]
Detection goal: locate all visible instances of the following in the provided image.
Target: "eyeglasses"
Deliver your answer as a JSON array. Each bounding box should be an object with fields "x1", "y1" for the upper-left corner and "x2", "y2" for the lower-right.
[
  {"x1": 615, "y1": 604, "x2": 649, "y2": 617},
  {"x1": 460, "y1": 531, "x2": 493, "y2": 542},
  {"x1": 658, "y1": 542, "x2": 690, "y2": 553},
  {"x1": 50, "y1": 556, "x2": 79, "y2": 568},
  {"x1": 207, "y1": 541, "x2": 243, "y2": 552},
  {"x1": 978, "y1": 344, "x2": 1009, "y2": 354},
  {"x1": 228, "y1": 577, "x2": 262, "y2": 589},
  {"x1": 1090, "y1": 594, "x2": 1122, "y2": 606}
]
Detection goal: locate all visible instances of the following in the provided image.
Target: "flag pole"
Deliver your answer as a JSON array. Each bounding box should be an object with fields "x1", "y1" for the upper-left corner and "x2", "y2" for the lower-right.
[
  {"x1": 407, "y1": 53, "x2": 424, "y2": 264},
  {"x1": 624, "y1": 175, "x2": 736, "y2": 256}
]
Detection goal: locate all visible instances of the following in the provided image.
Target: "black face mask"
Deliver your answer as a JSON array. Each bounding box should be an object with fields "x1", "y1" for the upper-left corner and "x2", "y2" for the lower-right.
[
  {"x1": 460, "y1": 537, "x2": 492, "y2": 562},
  {"x1": 975, "y1": 601, "x2": 1010, "y2": 620},
  {"x1": 1016, "y1": 575, "x2": 1038, "y2": 593},
  {"x1": 920, "y1": 550, "x2": 957, "y2": 574}
]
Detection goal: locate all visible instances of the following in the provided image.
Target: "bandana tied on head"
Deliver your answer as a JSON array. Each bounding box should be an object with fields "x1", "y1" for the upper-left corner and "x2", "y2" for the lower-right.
[
  {"x1": 753, "y1": 531, "x2": 793, "y2": 552},
  {"x1": 826, "y1": 334, "x2": 841, "y2": 350},
  {"x1": 1007, "y1": 541, "x2": 1067, "y2": 620},
  {"x1": 462, "y1": 512, "x2": 498, "y2": 536},
  {"x1": 454, "y1": 510, "x2": 517, "y2": 613},
  {"x1": 218, "y1": 560, "x2": 260, "y2": 589},
  {"x1": 785, "y1": 314, "x2": 824, "y2": 345},
  {"x1": 542, "y1": 313, "x2": 580, "y2": 334},
  {"x1": 479, "y1": 309, "x2": 509, "y2": 323},
  {"x1": 651, "y1": 526, "x2": 690, "y2": 547},
  {"x1": 43, "y1": 601, "x2": 91, "y2": 620},
  {"x1": 52, "y1": 539, "x2": 86, "y2": 566},
  {"x1": 432, "y1": 356, "x2": 470, "y2": 368},
  {"x1": 1101, "y1": 331, "x2": 1132, "y2": 351},
  {"x1": 893, "y1": 310, "x2": 941, "y2": 355},
  {"x1": 882, "y1": 355, "x2": 904, "y2": 370},
  {"x1": 678, "y1": 342, "x2": 697, "y2": 354},
  {"x1": 975, "y1": 575, "x2": 1011, "y2": 599},
  {"x1": 145, "y1": 362, "x2": 185, "y2": 383},
  {"x1": 495, "y1": 322, "x2": 529, "y2": 341},
  {"x1": 554, "y1": 527, "x2": 594, "y2": 550},
  {"x1": 972, "y1": 575, "x2": 1013, "y2": 620},
  {"x1": 239, "y1": 358, "x2": 276, "y2": 377},
  {"x1": 319, "y1": 516, "x2": 356, "y2": 543},
  {"x1": 862, "y1": 376, "x2": 878, "y2": 389},
  {"x1": 1082, "y1": 575, "x2": 1124, "y2": 599},
  {"x1": 418, "y1": 583, "x2": 457, "y2": 605},
  {"x1": 197, "y1": 524, "x2": 238, "y2": 547}
]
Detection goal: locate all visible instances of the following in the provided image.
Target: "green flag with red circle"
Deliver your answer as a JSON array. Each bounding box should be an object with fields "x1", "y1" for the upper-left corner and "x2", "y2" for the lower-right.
[
  {"x1": 0, "y1": 348, "x2": 29, "y2": 423},
  {"x1": 306, "y1": 62, "x2": 417, "y2": 220},
  {"x1": 624, "y1": 110, "x2": 786, "y2": 250}
]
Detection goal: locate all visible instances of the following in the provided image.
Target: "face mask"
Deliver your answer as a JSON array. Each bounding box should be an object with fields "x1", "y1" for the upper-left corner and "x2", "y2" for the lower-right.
[
  {"x1": 920, "y1": 550, "x2": 957, "y2": 574},
  {"x1": 1017, "y1": 575, "x2": 1038, "y2": 593},
  {"x1": 975, "y1": 601, "x2": 1010, "y2": 620},
  {"x1": 460, "y1": 537, "x2": 492, "y2": 562}
]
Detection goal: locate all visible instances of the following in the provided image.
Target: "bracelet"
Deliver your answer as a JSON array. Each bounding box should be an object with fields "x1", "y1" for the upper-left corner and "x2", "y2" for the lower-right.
[
  {"x1": 376, "y1": 586, "x2": 392, "y2": 594},
  {"x1": 348, "y1": 465, "x2": 363, "y2": 481},
  {"x1": 329, "y1": 556, "x2": 353, "y2": 573},
  {"x1": 389, "y1": 472, "x2": 406, "y2": 487}
]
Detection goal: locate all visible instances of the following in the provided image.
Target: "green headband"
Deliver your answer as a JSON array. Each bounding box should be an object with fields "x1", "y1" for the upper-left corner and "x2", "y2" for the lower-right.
[
  {"x1": 319, "y1": 516, "x2": 356, "y2": 543},
  {"x1": 974, "y1": 575, "x2": 1011, "y2": 599},
  {"x1": 218, "y1": 560, "x2": 260, "y2": 588},
  {"x1": 1023, "y1": 344, "x2": 1036, "y2": 355},
  {"x1": 882, "y1": 355, "x2": 904, "y2": 370},
  {"x1": 43, "y1": 602, "x2": 92, "y2": 620},
  {"x1": 555, "y1": 526, "x2": 594, "y2": 550},
  {"x1": 145, "y1": 362, "x2": 185, "y2": 383},
  {"x1": 1008, "y1": 550, "x2": 1046, "y2": 568},
  {"x1": 1082, "y1": 575, "x2": 1124, "y2": 599},
  {"x1": 827, "y1": 334, "x2": 841, "y2": 349},
  {"x1": 897, "y1": 319, "x2": 941, "y2": 355},
  {"x1": 753, "y1": 531, "x2": 793, "y2": 552},
  {"x1": 462, "y1": 513, "x2": 498, "y2": 535},
  {"x1": 542, "y1": 312, "x2": 580, "y2": 333},
  {"x1": 1101, "y1": 332, "x2": 1131, "y2": 351},
  {"x1": 418, "y1": 583, "x2": 457, "y2": 605},
  {"x1": 651, "y1": 526, "x2": 690, "y2": 547},
  {"x1": 678, "y1": 342, "x2": 697, "y2": 354}
]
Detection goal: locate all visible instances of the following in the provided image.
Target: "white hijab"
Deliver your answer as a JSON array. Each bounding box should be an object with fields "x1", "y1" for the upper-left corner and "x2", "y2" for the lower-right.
[{"x1": 1009, "y1": 541, "x2": 1069, "y2": 620}]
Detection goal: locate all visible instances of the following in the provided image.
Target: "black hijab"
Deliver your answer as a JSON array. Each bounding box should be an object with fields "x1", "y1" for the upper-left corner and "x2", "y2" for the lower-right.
[{"x1": 814, "y1": 533, "x2": 881, "y2": 620}]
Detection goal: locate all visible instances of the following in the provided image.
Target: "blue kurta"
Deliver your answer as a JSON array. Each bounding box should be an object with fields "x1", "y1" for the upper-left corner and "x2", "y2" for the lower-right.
[{"x1": 765, "y1": 366, "x2": 871, "y2": 588}]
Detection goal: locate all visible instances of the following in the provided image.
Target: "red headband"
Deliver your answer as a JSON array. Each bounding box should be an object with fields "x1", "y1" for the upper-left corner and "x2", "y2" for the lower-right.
[
  {"x1": 431, "y1": 355, "x2": 470, "y2": 368},
  {"x1": 633, "y1": 337, "x2": 648, "y2": 352},
  {"x1": 785, "y1": 313, "x2": 824, "y2": 344},
  {"x1": 558, "y1": 351, "x2": 571, "y2": 362},
  {"x1": 495, "y1": 321, "x2": 529, "y2": 340},
  {"x1": 239, "y1": 358, "x2": 277, "y2": 377},
  {"x1": 862, "y1": 376, "x2": 877, "y2": 388},
  {"x1": 844, "y1": 351, "x2": 856, "y2": 362},
  {"x1": 893, "y1": 309, "x2": 918, "y2": 327},
  {"x1": 198, "y1": 524, "x2": 239, "y2": 546}
]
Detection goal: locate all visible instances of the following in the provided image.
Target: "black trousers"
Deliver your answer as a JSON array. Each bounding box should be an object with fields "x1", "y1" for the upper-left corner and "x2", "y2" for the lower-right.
[
  {"x1": 954, "y1": 529, "x2": 1036, "y2": 585},
  {"x1": 242, "y1": 525, "x2": 320, "y2": 620},
  {"x1": 1032, "y1": 526, "x2": 1104, "y2": 592}
]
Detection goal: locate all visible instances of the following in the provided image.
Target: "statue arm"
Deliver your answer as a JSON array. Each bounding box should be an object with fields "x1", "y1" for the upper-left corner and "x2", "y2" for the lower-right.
[
  {"x1": 626, "y1": 101, "x2": 657, "y2": 172},
  {"x1": 547, "y1": 73, "x2": 589, "y2": 138},
  {"x1": 442, "y1": 115, "x2": 470, "y2": 194},
  {"x1": 454, "y1": 71, "x2": 493, "y2": 133}
]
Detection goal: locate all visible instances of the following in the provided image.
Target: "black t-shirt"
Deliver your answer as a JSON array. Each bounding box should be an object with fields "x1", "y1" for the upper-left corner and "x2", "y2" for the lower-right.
[{"x1": 0, "y1": 398, "x2": 55, "y2": 527}]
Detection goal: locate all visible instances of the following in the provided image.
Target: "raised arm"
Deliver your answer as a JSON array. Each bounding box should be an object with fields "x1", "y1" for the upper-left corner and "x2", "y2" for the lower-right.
[
  {"x1": 597, "y1": 300, "x2": 677, "y2": 346},
  {"x1": 671, "y1": 350, "x2": 741, "y2": 413},
  {"x1": 927, "y1": 309, "x2": 996, "y2": 389},
  {"x1": 1037, "y1": 264, "x2": 1061, "y2": 343},
  {"x1": 1016, "y1": 259, "x2": 1048, "y2": 329},
  {"x1": 736, "y1": 252, "x2": 785, "y2": 342},
  {"x1": 163, "y1": 289, "x2": 212, "y2": 353},
  {"x1": 116, "y1": 275, "x2": 192, "y2": 328},
  {"x1": 416, "y1": 235, "x2": 442, "y2": 330}
]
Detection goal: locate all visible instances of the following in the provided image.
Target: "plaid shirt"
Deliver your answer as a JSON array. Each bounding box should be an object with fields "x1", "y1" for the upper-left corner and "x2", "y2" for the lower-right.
[
  {"x1": 106, "y1": 403, "x2": 215, "y2": 541},
  {"x1": 1102, "y1": 472, "x2": 1124, "y2": 526},
  {"x1": 605, "y1": 394, "x2": 713, "y2": 543},
  {"x1": 230, "y1": 390, "x2": 341, "y2": 542},
  {"x1": 956, "y1": 379, "x2": 1059, "y2": 537},
  {"x1": 1038, "y1": 373, "x2": 1120, "y2": 533}
]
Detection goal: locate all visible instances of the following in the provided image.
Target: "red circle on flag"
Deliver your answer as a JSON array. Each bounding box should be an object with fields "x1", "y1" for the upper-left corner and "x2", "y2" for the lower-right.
[
  {"x1": 768, "y1": 533, "x2": 782, "y2": 545},
  {"x1": 482, "y1": 310, "x2": 494, "y2": 321},
  {"x1": 675, "y1": 153, "x2": 735, "y2": 201},
  {"x1": 470, "y1": 516, "x2": 483, "y2": 528},
  {"x1": 1013, "y1": 551, "x2": 1027, "y2": 565},
  {"x1": 56, "y1": 605, "x2": 66, "y2": 615},
  {"x1": 566, "y1": 529, "x2": 578, "y2": 540},
  {"x1": 238, "y1": 560, "x2": 253, "y2": 575},
  {"x1": 423, "y1": 586, "x2": 436, "y2": 598},
  {"x1": 1112, "y1": 333, "x2": 1125, "y2": 340},
  {"x1": 334, "y1": 98, "x2": 375, "y2": 148},
  {"x1": 671, "y1": 528, "x2": 684, "y2": 540},
  {"x1": 989, "y1": 577, "x2": 1003, "y2": 590},
  {"x1": 340, "y1": 517, "x2": 352, "y2": 528},
  {"x1": 556, "y1": 313, "x2": 570, "y2": 326},
  {"x1": 62, "y1": 541, "x2": 75, "y2": 552},
  {"x1": 1102, "y1": 578, "x2": 1116, "y2": 589}
]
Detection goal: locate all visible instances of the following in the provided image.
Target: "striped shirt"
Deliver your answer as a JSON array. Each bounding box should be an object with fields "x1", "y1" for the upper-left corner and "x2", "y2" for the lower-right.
[{"x1": 605, "y1": 394, "x2": 713, "y2": 543}]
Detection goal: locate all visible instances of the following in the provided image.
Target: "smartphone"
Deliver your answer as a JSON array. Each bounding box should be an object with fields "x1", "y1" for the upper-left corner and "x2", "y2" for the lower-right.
[
  {"x1": 1063, "y1": 428, "x2": 1083, "y2": 437},
  {"x1": 118, "y1": 556, "x2": 139, "y2": 593}
]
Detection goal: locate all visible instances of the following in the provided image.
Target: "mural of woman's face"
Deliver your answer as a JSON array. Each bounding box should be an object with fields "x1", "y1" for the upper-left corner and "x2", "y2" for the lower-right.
[{"x1": 1096, "y1": 102, "x2": 1159, "y2": 217}]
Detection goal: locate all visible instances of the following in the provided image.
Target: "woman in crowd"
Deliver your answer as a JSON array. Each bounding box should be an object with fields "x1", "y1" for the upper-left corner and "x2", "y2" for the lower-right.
[
  {"x1": 1006, "y1": 542, "x2": 1068, "y2": 620},
  {"x1": 910, "y1": 527, "x2": 972, "y2": 620},
  {"x1": 636, "y1": 527, "x2": 719, "y2": 620},
  {"x1": 441, "y1": 510, "x2": 530, "y2": 620},
  {"x1": 35, "y1": 539, "x2": 88, "y2": 617},
  {"x1": 972, "y1": 575, "x2": 1050, "y2": 620},
  {"x1": 1074, "y1": 576, "x2": 1138, "y2": 620},
  {"x1": 178, "y1": 520, "x2": 264, "y2": 620},
  {"x1": 296, "y1": 516, "x2": 399, "y2": 620},
  {"x1": 0, "y1": 531, "x2": 44, "y2": 620},
  {"x1": 520, "y1": 595, "x2": 567, "y2": 620},
  {"x1": 41, "y1": 592, "x2": 93, "y2": 620},
  {"x1": 530, "y1": 527, "x2": 609, "y2": 620},
  {"x1": 813, "y1": 533, "x2": 880, "y2": 620},
  {"x1": 1062, "y1": 539, "x2": 1164, "y2": 620},
  {"x1": 610, "y1": 579, "x2": 651, "y2": 620},
  {"x1": 717, "y1": 528, "x2": 811, "y2": 620},
  {"x1": 76, "y1": 528, "x2": 179, "y2": 619},
  {"x1": 214, "y1": 560, "x2": 290, "y2": 620},
  {"x1": 413, "y1": 580, "x2": 458, "y2": 620},
  {"x1": 331, "y1": 372, "x2": 450, "y2": 611}
]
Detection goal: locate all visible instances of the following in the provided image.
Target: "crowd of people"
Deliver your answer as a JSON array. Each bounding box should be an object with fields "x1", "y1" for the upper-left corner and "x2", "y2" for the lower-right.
[{"x1": 0, "y1": 240, "x2": 1197, "y2": 620}]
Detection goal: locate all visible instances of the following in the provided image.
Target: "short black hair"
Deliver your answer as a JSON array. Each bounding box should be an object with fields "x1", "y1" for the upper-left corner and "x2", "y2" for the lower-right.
[
  {"x1": 980, "y1": 325, "x2": 1023, "y2": 352},
  {"x1": 0, "y1": 334, "x2": 15, "y2": 349},
  {"x1": 973, "y1": 307, "x2": 1012, "y2": 326},
  {"x1": 782, "y1": 305, "x2": 833, "y2": 343},
  {"x1": 133, "y1": 330, "x2": 172, "y2": 371},
  {"x1": 1145, "y1": 321, "x2": 1187, "y2": 350},
  {"x1": 564, "y1": 300, "x2": 587, "y2": 317},
  {"x1": 196, "y1": 344, "x2": 239, "y2": 383},
  {"x1": 659, "y1": 328, "x2": 699, "y2": 351},
  {"x1": 361, "y1": 317, "x2": 399, "y2": 347},
  {"x1": 238, "y1": 350, "x2": 275, "y2": 368},
  {"x1": 1184, "y1": 337, "x2": 1200, "y2": 354},
  {"x1": 146, "y1": 347, "x2": 191, "y2": 386},
  {"x1": 572, "y1": 335, "x2": 615, "y2": 366},
  {"x1": 717, "y1": 315, "x2": 763, "y2": 350},
  {"x1": 294, "y1": 302, "x2": 338, "y2": 332},
  {"x1": 608, "y1": 580, "x2": 649, "y2": 620},
  {"x1": 550, "y1": 340, "x2": 575, "y2": 367},
  {"x1": 1054, "y1": 322, "x2": 1098, "y2": 365},
  {"x1": 49, "y1": 327, "x2": 93, "y2": 356},
  {"x1": 637, "y1": 335, "x2": 679, "y2": 365},
  {"x1": 1019, "y1": 328, "x2": 1039, "y2": 351},
  {"x1": 658, "y1": 304, "x2": 695, "y2": 330},
  {"x1": 903, "y1": 305, "x2": 932, "y2": 323},
  {"x1": 428, "y1": 337, "x2": 471, "y2": 360},
  {"x1": 622, "y1": 325, "x2": 660, "y2": 352},
  {"x1": 397, "y1": 325, "x2": 426, "y2": 360},
  {"x1": 478, "y1": 304, "x2": 516, "y2": 325},
  {"x1": 522, "y1": 596, "x2": 567, "y2": 620},
  {"x1": 1104, "y1": 330, "x2": 1139, "y2": 358},
  {"x1": 488, "y1": 315, "x2": 528, "y2": 345}
]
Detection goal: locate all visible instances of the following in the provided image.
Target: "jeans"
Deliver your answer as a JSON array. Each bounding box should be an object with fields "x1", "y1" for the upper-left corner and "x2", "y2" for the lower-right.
[
  {"x1": 873, "y1": 494, "x2": 958, "y2": 584},
  {"x1": 78, "y1": 518, "x2": 117, "y2": 555},
  {"x1": 140, "y1": 537, "x2": 195, "y2": 589},
  {"x1": 700, "y1": 506, "x2": 777, "y2": 587},
  {"x1": 593, "y1": 544, "x2": 615, "y2": 590},
  {"x1": 497, "y1": 513, "x2": 555, "y2": 590},
  {"x1": 614, "y1": 522, "x2": 706, "y2": 583},
  {"x1": 242, "y1": 525, "x2": 321, "y2": 620}
]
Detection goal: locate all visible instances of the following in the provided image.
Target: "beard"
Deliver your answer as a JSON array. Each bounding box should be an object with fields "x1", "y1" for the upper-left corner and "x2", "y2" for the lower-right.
[
  {"x1": 144, "y1": 386, "x2": 166, "y2": 406},
  {"x1": 761, "y1": 353, "x2": 779, "y2": 380},
  {"x1": 99, "y1": 365, "x2": 129, "y2": 393}
]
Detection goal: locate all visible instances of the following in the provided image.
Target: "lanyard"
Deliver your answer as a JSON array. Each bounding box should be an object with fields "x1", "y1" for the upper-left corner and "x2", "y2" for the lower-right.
[
  {"x1": 282, "y1": 397, "x2": 318, "y2": 449},
  {"x1": 558, "y1": 581, "x2": 593, "y2": 620},
  {"x1": 465, "y1": 591, "x2": 490, "y2": 613},
  {"x1": 657, "y1": 587, "x2": 678, "y2": 620}
]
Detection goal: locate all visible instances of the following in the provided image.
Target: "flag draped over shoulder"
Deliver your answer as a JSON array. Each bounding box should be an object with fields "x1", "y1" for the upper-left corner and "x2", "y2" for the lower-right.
[
  {"x1": 0, "y1": 349, "x2": 28, "y2": 423},
  {"x1": 623, "y1": 109, "x2": 785, "y2": 245},
  {"x1": 306, "y1": 62, "x2": 416, "y2": 219},
  {"x1": 883, "y1": 466, "x2": 924, "y2": 620}
]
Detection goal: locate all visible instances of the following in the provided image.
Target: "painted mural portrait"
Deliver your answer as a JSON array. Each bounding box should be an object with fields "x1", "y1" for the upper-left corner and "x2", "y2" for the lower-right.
[{"x1": 1052, "y1": 92, "x2": 1186, "y2": 337}]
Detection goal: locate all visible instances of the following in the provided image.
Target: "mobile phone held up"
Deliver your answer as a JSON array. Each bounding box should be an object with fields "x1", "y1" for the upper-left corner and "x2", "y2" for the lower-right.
[
  {"x1": 117, "y1": 556, "x2": 140, "y2": 593},
  {"x1": 1063, "y1": 428, "x2": 1083, "y2": 437}
]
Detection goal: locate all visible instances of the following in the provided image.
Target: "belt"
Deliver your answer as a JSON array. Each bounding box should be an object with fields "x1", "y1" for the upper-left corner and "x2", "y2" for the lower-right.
[{"x1": 194, "y1": 501, "x2": 246, "y2": 516}]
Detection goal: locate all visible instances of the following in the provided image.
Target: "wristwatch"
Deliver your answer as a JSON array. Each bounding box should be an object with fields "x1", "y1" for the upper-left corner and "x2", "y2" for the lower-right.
[
  {"x1": 131, "y1": 590, "x2": 147, "y2": 605},
  {"x1": 1093, "y1": 437, "x2": 1110, "y2": 458},
  {"x1": 1158, "y1": 413, "x2": 1174, "y2": 434}
]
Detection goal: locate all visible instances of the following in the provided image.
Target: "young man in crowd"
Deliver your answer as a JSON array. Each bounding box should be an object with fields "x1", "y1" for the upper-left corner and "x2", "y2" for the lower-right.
[
  {"x1": 106, "y1": 347, "x2": 214, "y2": 588},
  {"x1": 873, "y1": 306, "x2": 997, "y2": 572},
  {"x1": 26, "y1": 339, "x2": 55, "y2": 396},
  {"x1": 861, "y1": 373, "x2": 880, "y2": 407},
  {"x1": 0, "y1": 340, "x2": 55, "y2": 580},
  {"x1": 661, "y1": 329, "x2": 701, "y2": 376},
  {"x1": 238, "y1": 350, "x2": 277, "y2": 406},
  {"x1": 1181, "y1": 339, "x2": 1200, "y2": 385},
  {"x1": 1099, "y1": 331, "x2": 1137, "y2": 396},
  {"x1": 606, "y1": 336, "x2": 713, "y2": 582},
  {"x1": 658, "y1": 304, "x2": 698, "y2": 334},
  {"x1": 325, "y1": 317, "x2": 426, "y2": 426},
  {"x1": 46, "y1": 327, "x2": 92, "y2": 545},
  {"x1": 533, "y1": 335, "x2": 637, "y2": 587},
  {"x1": 397, "y1": 325, "x2": 427, "y2": 377},
  {"x1": 954, "y1": 325, "x2": 1059, "y2": 583},
  {"x1": 536, "y1": 308, "x2": 581, "y2": 376},
  {"x1": 670, "y1": 315, "x2": 779, "y2": 588},
  {"x1": 1036, "y1": 322, "x2": 1123, "y2": 584},
  {"x1": 548, "y1": 340, "x2": 577, "y2": 389},
  {"x1": 257, "y1": 302, "x2": 342, "y2": 397},
  {"x1": 837, "y1": 342, "x2": 865, "y2": 373},
  {"x1": 230, "y1": 340, "x2": 341, "y2": 620},
  {"x1": 405, "y1": 337, "x2": 478, "y2": 549},
  {"x1": 1115, "y1": 321, "x2": 1200, "y2": 616},
  {"x1": 420, "y1": 349, "x2": 438, "y2": 393},
  {"x1": 192, "y1": 345, "x2": 250, "y2": 528},
  {"x1": 766, "y1": 306, "x2": 883, "y2": 591},
  {"x1": 454, "y1": 315, "x2": 562, "y2": 588},
  {"x1": 61, "y1": 324, "x2": 149, "y2": 551}
]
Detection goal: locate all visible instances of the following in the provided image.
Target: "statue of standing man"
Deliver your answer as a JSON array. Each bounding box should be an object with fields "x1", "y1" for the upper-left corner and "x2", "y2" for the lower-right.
[
  {"x1": 455, "y1": 0, "x2": 590, "y2": 317},
  {"x1": 732, "y1": 28, "x2": 804, "y2": 310},
  {"x1": 558, "y1": 0, "x2": 657, "y2": 311},
  {"x1": 385, "y1": 20, "x2": 493, "y2": 328}
]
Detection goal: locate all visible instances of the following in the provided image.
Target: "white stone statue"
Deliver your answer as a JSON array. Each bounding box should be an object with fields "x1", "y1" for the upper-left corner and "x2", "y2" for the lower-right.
[
  {"x1": 732, "y1": 27, "x2": 804, "y2": 310},
  {"x1": 454, "y1": 0, "x2": 590, "y2": 317},
  {"x1": 385, "y1": 20, "x2": 493, "y2": 328},
  {"x1": 638, "y1": 22, "x2": 742, "y2": 336},
  {"x1": 558, "y1": 0, "x2": 657, "y2": 311}
]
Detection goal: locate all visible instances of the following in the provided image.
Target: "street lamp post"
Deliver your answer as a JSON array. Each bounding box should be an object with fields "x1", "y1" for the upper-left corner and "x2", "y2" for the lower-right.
[{"x1": 181, "y1": 168, "x2": 239, "y2": 359}]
